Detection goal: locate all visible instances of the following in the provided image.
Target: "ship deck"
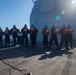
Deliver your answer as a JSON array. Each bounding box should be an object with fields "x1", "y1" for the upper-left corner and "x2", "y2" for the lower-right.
[{"x1": 0, "y1": 42, "x2": 76, "y2": 75}]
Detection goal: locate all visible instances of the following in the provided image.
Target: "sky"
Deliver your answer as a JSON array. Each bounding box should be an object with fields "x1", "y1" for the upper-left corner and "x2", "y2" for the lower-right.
[{"x1": 0, "y1": 0, "x2": 34, "y2": 30}]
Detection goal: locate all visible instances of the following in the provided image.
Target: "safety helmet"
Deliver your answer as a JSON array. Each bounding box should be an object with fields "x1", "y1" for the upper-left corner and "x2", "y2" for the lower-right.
[
  {"x1": 68, "y1": 24, "x2": 71, "y2": 26},
  {"x1": 45, "y1": 25, "x2": 48, "y2": 27},
  {"x1": 31, "y1": 24, "x2": 34, "y2": 26},
  {"x1": 6, "y1": 27, "x2": 8, "y2": 29},
  {"x1": 24, "y1": 24, "x2": 27, "y2": 26},
  {"x1": 24, "y1": 24, "x2": 27, "y2": 28},
  {"x1": 63, "y1": 24, "x2": 67, "y2": 26},
  {"x1": 52, "y1": 24, "x2": 56, "y2": 28},
  {"x1": 13, "y1": 25, "x2": 16, "y2": 28}
]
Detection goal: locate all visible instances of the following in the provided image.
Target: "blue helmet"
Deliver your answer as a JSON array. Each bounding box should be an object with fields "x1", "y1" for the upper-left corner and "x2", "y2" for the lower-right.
[
  {"x1": 13, "y1": 25, "x2": 16, "y2": 28},
  {"x1": 31, "y1": 24, "x2": 34, "y2": 26},
  {"x1": 63, "y1": 24, "x2": 66, "y2": 26},
  {"x1": 45, "y1": 25, "x2": 47, "y2": 27},
  {"x1": 6, "y1": 27, "x2": 8, "y2": 29},
  {"x1": 24, "y1": 24, "x2": 27, "y2": 26},
  {"x1": 24, "y1": 24, "x2": 27, "y2": 28},
  {"x1": 68, "y1": 24, "x2": 71, "y2": 26},
  {"x1": 52, "y1": 24, "x2": 56, "y2": 28}
]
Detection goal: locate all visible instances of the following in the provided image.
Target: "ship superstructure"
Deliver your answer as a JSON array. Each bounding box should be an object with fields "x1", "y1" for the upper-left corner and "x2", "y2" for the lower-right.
[{"x1": 30, "y1": 0, "x2": 76, "y2": 41}]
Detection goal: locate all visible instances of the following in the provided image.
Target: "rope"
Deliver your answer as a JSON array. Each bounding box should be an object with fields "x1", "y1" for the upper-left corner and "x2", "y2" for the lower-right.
[{"x1": 0, "y1": 59, "x2": 26, "y2": 75}]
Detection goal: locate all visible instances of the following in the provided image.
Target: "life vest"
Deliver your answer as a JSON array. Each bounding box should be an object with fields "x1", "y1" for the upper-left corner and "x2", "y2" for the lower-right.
[
  {"x1": 51, "y1": 28, "x2": 58, "y2": 34},
  {"x1": 44, "y1": 28, "x2": 49, "y2": 32},
  {"x1": 63, "y1": 28, "x2": 69, "y2": 34},
  {"x1": 68, "y1": 28, "x2": 73, "y2": 34},
  {"x1": 5, "y1": 31, "x2": 8, "y2": 34},
  {"x1": 43, "y1": 27, "x2": 49, "y2": 35},
  {"x1": 30, "y1": 27, "x2": 36, "y2": 33},
  {"x1": 0, "y1": 29, "x2": 2, "y2": 34},
  {"x1": 12, "y1": 28, "x2": 17, "y2": 33},
  {"x1": 5, "y1": 30, "x2": 9, "y2": 34},
  {"x1": 23, "y1": 28, "x2": 28, "y2": 33},
  {"x1": 5, "y1": 30, "x2": 10, "y2": 36},
  {"x1": 0, "y1": 29, "x2": 2, "y2": 33}
]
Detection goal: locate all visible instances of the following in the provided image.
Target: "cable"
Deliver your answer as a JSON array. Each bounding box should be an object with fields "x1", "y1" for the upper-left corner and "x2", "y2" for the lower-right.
[{"x1": 0, "y1": 59, "x2": 26, "y2": 75}]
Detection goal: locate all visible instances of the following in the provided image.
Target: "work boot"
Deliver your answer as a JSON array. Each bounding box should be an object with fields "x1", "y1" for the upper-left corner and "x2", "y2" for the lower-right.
[
  {"x1": 70, "y1": 46, "x2": 74, "y2": 49},
  {"x1": 57, "y1": 46, "x2": 60, "y2": 50},
  {"x1": 66, "y1": 47, "x2": 70, "y2": 50}
]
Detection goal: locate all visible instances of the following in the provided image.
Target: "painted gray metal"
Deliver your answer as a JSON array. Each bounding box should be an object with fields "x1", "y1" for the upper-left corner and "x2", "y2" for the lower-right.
[{"x1": 30, "y1": 0, "x2": 76, "y2": 41}]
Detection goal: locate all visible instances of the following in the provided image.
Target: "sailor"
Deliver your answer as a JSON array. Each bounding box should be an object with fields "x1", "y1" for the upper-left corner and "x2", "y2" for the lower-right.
[
  {"x1": 0, "y1": 27, "x2": 3, "y2": 45},
  {"x1": 30, "y1": 24, "x2": 38, "y2": 47},
  {"x1": 21, "y1": 24, "x2": 29, "y2": 47},
  {"x1": 4, "y1": 27, "x2": 10, "y2": 46},
  {"x1": 67, "y1": 24, "x2": 74, "y2": 49},
  {"x1": 59, "y1": 24, "x2": 69, "y2": 50},
  {"x1": 10, "y1": 25, "x2": 20, "y2": 46},
  {"x1": 42, "y1": 25, "x2": 49, "y2": 48},
  {"x1": 49, "y1": 25, "x2": 59, "y2": 49}
]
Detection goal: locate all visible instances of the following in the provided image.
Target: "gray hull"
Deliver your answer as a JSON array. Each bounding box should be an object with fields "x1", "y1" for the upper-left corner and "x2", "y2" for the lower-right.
[{"x1": 30, "y1": 0, "x2": 76, "y2": 41}]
